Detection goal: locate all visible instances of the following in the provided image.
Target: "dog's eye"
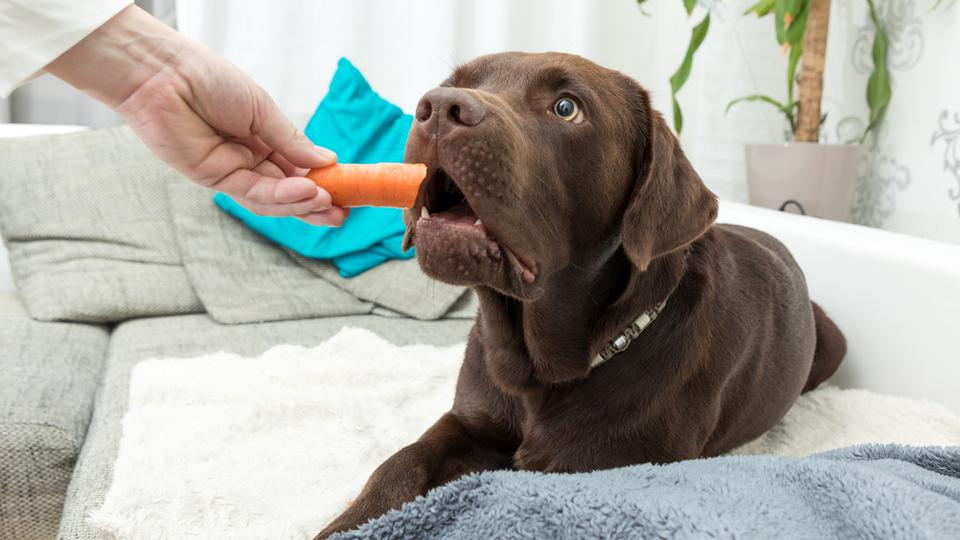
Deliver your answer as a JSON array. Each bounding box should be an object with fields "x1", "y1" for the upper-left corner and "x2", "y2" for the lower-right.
[{"x1": 553, "y1": 97, "x2": 582, "y2": 123}]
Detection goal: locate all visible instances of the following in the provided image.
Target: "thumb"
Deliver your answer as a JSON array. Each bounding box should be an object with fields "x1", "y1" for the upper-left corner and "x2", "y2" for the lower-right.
[{"x1": 254, "y1": 89, "x2": 337, "y2": 170}]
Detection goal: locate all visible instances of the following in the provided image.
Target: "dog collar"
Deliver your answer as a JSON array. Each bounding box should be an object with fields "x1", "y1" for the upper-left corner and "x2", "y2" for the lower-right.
[{"x1": 589, "y1": 298, "x2": 668, "y2": 370}]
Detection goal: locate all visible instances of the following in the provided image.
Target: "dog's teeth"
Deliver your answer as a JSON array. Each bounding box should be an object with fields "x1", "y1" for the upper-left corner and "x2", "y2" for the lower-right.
[
  {"x1": 474, "y1": 219, "x2": 482, "y2": 226},
  {"x1": 421, "y1": 207, "x2": 430, "y2": 219}
]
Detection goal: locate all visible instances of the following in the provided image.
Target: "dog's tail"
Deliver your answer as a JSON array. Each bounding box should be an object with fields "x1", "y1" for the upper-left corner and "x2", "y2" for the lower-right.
[{"x1": 803, "y1": 302, "x2": 846, "y2": 393}]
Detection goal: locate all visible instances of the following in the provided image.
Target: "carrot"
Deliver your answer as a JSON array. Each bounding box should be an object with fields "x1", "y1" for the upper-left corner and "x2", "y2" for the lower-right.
[{"x1": 305, "y1": 163, "x2": 426, "y2": 208}]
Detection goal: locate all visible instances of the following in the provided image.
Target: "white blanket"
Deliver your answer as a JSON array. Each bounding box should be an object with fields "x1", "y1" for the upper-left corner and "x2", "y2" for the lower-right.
[{"x1": 90, "y1": 327, "x2": 960, "y2": 540}]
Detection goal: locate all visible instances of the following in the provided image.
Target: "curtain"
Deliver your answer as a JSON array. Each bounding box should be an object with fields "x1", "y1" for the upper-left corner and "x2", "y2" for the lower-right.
[{"x1": 177, "y1": 1, "x2": 696, "y2": 129}]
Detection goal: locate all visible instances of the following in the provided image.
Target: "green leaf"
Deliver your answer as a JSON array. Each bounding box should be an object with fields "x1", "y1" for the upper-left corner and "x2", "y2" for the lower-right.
[
  {"x1": 775, "y1": 0, "x2": 809, "y2": 45},
  {"x1": 669, "y1": 14, "x2": 711, "y2": 133},
  {"x1": 673, "y1": 99, "x2": 684, "y2": 136},
  {"x1": 726, "y1": 94, "x2": 794, "y2": 114},
  {"x1": 726, "y1": 94, "x2": 798, "y2": 132},
  {"x1": 683, "y1": 0, "x2": 698, "y2": 15},
  {"x1": 744, "y1": 0, "x2": 776, "y2": 16},
  {"x1": 862, "y1": 0, "x2": 892, "y2": 141}
]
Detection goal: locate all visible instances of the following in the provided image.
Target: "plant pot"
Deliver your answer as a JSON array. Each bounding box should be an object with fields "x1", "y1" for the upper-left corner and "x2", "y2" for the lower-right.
[{"x1": 744, "y1": 143, "x2": 862, "y2": 222}]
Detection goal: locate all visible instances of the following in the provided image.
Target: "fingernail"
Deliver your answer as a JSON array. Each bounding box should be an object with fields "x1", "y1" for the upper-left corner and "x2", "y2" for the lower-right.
[
  {"x1": 301, "y1": 212, "x2": 343, "y2": 228},
  {"x1": 298, "y1": 214, "x2": 327, "y2": 227},
  {"x1": 314, "y1": 146, "x2": 337, "y2": 161},
  {"x1": 312, "y1": 189, "x2": 332, "y2": 211}
]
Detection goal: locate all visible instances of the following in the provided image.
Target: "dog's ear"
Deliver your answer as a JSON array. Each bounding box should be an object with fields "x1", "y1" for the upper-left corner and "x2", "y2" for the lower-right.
[{"x1": 622, "y1": 88, "x2": 718, "y2": 271}]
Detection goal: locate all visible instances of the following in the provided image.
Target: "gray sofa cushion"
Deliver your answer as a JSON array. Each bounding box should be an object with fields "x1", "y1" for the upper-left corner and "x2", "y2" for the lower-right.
[
  {"x1": 0, "y1": 293, "x2": 109, "y2": 540},
  {"x1": 290, "y1": 251, "x2": 470, "y2": 321},
  {"x1": 169, "y1": 180, "x2": 469, "y2": 323},
  {"x1": 57, "y1": 312, "x2": 473, "y2": 539},
  {"x1": 0, "y1": 126, "x2": 203, "y2": 322},
  {"x1": 168, "y1": 182, "x2": 373, "y2": 323}
]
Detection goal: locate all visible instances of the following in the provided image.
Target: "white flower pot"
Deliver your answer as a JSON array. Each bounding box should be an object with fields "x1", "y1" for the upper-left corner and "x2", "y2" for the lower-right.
[{"x1": 744, "y1": 143, "x2": 862, "y2": 222}]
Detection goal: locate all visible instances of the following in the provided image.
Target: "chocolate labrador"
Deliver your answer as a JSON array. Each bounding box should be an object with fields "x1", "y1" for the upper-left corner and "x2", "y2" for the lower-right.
[{"x1": 316, "y1": 52, "x2": 845, "y2": 538}]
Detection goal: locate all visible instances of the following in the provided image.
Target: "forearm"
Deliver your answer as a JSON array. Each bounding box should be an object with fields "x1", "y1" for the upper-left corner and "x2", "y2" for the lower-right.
[{"x1": 46, "y1": 5, "x2": 185, "y2": 109}]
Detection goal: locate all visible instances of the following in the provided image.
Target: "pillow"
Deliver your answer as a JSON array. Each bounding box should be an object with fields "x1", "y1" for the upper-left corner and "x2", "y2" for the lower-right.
[
  {"x1": 216, "y1": 57, "x2": 414, "y2": 278},
  {"x1": 0, "y1": 126, "x2": 203, "y2": 322},
  {"x1": 170, "y1": 179, "x2": 467, "y2": 323},
  {"x1": 287, "y1": 251, "x2": 475, "y2": 321},
  {"x1": 168, "y1": 181, "x2": 374, "y2": 324}
]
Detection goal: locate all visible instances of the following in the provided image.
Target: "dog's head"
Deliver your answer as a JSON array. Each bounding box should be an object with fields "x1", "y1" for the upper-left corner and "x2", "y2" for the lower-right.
[{"x1": 403, "y1": 52, "x2": 717, "y2": 299}]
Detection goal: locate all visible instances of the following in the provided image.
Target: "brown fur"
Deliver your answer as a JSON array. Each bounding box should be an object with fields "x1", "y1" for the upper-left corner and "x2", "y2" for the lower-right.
[{"x1": 315, "y1": 52, "x2": 845, "y2": 538}]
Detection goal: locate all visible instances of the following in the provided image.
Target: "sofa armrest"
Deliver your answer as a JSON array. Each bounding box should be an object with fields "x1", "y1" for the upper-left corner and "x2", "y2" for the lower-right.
[{"x1": 0, "y1": 292, "x2": 109, "y2": 539}]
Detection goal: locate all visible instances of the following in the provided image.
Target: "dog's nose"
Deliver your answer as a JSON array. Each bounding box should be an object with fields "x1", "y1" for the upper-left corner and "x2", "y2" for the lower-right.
[{"x1": 415, "y1": 87, "x2": 485, "y2": 137}]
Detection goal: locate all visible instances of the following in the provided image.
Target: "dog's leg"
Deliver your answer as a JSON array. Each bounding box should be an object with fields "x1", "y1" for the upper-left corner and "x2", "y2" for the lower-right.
[
  {"x1": 314, "y1": 412, "x2": 513, "y2": 539},
  {"x1": 803, "y1": 302, "x2": 846, "y2": 392}
]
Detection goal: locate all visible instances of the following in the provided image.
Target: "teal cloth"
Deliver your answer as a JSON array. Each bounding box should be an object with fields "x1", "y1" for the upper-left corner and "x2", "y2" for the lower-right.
[{"x1": 214, "y1": 58, "x2": 414, "y2": 277}]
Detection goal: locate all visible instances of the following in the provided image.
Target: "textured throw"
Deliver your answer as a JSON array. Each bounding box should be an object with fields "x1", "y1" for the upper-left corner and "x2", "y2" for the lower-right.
[
  {"x1": 340, "y1": 445, "x2": 960, "y2": 540},
  {"x1": 91, "y1": 328, "x2": 960, "y2": 539}
]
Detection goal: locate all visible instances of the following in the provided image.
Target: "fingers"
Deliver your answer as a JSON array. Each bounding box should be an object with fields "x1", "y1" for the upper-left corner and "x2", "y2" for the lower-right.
[
  {"x1": 249, "y1": 158, "x2": 318, "y2": 205},
  {"x1": 266, "y1": 149, "x2": 309, "y2": 179},
  {"x1": 253, "y1": 88, "x2": 337, "y2": 170},
  {"x1": 253, "y1": 177, "x2": 321, "y2": 205},
  {"x1": 251, "y1": 155, "x2": 287, "y2": 180},
  {"x1": 230, "y1": 194, "x2": 348, "y2": 228},
  {"x1": 231, "y1": 185, "x2": 333, "y2": 217},
  {"x1": 214, "y1": 167, "x2": 329, "y2": 209},
  {"x1": 208, "y1": 148, "x2": 349, "y2": 219},
  {"x1": 296, "y1": 207, "x2": 350, "y2": 227}
]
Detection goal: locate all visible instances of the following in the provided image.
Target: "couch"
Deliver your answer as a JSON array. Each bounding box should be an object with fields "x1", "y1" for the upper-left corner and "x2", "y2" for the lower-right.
[{"x1": 1, "y1": 125, "x2": 958, "y2": 540}]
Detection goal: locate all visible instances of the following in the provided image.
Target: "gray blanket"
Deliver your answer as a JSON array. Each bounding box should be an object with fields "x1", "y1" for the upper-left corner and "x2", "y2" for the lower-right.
[{"x1": 335, "y1": 444, "x2": 960, "y2": 539}]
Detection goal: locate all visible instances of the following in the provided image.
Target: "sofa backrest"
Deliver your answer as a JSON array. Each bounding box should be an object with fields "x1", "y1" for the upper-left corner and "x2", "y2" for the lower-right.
[
  {"x1": 0, "y1": 245, "x2": 12, "y2": 293},
  {"x1": 0, "y1": 124, "x2": 89, "y2": 293}
]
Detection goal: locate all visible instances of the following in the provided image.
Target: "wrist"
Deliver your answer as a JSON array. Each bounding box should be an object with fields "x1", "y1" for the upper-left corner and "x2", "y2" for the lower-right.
[{"x1": 45, "y1": 5, "x2": 187, "y2": 108}]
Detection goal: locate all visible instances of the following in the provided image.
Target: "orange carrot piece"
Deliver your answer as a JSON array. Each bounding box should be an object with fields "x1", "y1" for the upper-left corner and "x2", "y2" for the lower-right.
[{"x1": 305, "y1": 163, "x2": 426, "y2": 208}]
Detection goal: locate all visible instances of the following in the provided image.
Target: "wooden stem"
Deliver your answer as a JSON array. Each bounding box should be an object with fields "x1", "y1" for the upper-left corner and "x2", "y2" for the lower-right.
[{"x1": 794, "y1": 0, "x2": 831, "y2": 142}]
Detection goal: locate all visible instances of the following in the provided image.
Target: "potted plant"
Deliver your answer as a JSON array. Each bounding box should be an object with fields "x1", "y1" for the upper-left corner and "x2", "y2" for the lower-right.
[{"x1": 643, "y1": 0, "x2": 892, "y2": 222}]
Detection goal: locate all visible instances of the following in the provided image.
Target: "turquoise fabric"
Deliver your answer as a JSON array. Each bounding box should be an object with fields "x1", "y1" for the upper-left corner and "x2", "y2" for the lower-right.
[{"x1": 214, "y1": 58, "x2": 414, "y2": 277}]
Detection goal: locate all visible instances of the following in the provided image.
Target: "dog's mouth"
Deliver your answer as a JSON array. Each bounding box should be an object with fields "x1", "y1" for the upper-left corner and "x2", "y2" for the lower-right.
[
  {"x1": 420, "y1": 168, "x2": 480, "y2": 228},
  {"x1": 405, "y1": 168, "x2": 536, "y2": 284}
]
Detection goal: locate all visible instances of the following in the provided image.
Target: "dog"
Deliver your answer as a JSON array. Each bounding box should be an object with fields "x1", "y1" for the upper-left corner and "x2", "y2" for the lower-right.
[{"x1": 316, "y1": 52, "x2": 845, "y2": 538}]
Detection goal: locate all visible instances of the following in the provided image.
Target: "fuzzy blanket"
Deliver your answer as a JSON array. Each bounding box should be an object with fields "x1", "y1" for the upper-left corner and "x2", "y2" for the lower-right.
[
  {"x1": 91, "y1": 328, "x2": 960, "y2": 539},
  {"x1": 338, "y1": 444, "x2": 960, "y2": 539}
]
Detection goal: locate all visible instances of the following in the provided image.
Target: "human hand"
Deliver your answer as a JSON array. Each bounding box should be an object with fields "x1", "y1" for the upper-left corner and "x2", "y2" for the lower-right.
[{"x1": 46, "y1": 5, "x2": 346, "y2": 226}]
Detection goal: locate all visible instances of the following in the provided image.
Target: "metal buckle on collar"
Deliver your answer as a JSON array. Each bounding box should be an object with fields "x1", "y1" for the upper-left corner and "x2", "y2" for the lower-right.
[{"x1": 589, "y1": 300, "x2": 666, "y2": 370}]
